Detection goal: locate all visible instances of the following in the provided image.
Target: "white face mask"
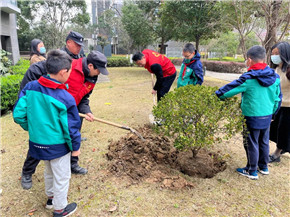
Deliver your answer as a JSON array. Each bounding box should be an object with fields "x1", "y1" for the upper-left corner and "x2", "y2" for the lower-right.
[{"x1": 271, "y1": 55, "x2": 282, "y2": 65}]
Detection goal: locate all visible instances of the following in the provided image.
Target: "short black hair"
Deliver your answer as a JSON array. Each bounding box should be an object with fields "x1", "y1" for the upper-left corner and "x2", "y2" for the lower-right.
[
  {"x1": 183, "y1": 43, "x2": 195, "y2": 53},
  {"x1": 246, "y1": 45, "x2": 266, "y2": 62},
  {"x1": 270, "y1": 41, "x2": 290, "y2": 73},
  {"x1": 132, "y1": 52, "x2": 144, "y2": 62},
  {"x1": 46, "y1": 50, "x2": 72, "y2": 75}
]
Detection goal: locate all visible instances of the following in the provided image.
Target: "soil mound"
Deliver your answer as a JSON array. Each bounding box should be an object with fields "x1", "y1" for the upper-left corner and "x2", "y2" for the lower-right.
[{"x1": 106, "y1": 125, "x2": 226, "y2": 189}]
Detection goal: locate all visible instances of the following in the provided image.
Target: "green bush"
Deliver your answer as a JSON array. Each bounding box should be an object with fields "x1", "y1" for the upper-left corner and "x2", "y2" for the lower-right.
[
  {"x1": 153, "y1": 85, "x2": 244, "y2": 157},
  {"x1": 107, "y1": 57, "x2": 132, "y2": 67},
  {"x1": 0, "y1": 74, "x2": 24, "y2": 112},
  {"x1": 1, "y1": 59, "x2": 29, "y2": 114},
  {"x1": 208, "y1": 56, "x2": 245, "y2": 62},
  {"x1": 10, "y1": 59, "x2": 30, "y2": 75},
  {"x1": 202, "y1": 60, "x2": 245, "y2": 74},
  {"x1": 0, "y1": 49, "x2": 13, "y2": 75}
]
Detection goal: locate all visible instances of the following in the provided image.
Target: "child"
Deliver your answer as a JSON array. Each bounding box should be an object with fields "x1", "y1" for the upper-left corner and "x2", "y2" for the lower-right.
[
  {"x1": 177, "y1": 43, "x2": 204, "y2": 88},
  {"x1": 215, "y1": 45, "x2": 282, "y2": 180},
  {"x1": 13, "y1": 50, "x2": 81, "y2": 216}
]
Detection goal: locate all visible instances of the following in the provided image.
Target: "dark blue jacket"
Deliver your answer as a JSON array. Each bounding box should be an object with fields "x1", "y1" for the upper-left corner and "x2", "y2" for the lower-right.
[{"x1": 216, "y1": 64, "x2": 282, "y2": 129}]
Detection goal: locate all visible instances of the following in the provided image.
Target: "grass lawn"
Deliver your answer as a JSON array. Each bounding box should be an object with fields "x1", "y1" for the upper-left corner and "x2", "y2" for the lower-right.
[{"x1": 1, "y1": 67, "x2": 289, "y2": 216}]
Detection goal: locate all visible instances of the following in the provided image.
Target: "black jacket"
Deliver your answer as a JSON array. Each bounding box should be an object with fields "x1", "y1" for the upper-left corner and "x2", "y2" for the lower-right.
[{"x1": 19, "y1": 60, "x2": 96, "y2": 114}]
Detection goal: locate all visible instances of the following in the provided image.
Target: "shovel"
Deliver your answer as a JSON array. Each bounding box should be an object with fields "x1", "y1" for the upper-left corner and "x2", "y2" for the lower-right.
[
  {"x1": 149, "y1": 73, "x2": 157, "y2": 124},
  {"x1": 79, "y1": 113, "x2": 145, "y2": 141}
]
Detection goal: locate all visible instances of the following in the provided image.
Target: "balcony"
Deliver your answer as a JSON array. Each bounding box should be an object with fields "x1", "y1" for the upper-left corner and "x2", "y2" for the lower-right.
[{"x1": 0, "y1": 0, "x2": 21, "y2": 14}]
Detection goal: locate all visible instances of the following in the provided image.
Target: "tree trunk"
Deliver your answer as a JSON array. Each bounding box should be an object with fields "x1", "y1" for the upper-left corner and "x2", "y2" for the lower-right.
[
  {"x1": 159, "y1": 36, "x2": 166, "y2": 54},
  {"x1": 240, "y1": 36, "x2": 247, "y2": 60},
  {"x1": 195, "y1": 36, "x2": 200, "y2": 52},
  {"x1": 261, "y1": 0, "x2": 282, "y2": 64},
  {"x1": 191, "y1": 148, "x2": 199, "y2": 158}
]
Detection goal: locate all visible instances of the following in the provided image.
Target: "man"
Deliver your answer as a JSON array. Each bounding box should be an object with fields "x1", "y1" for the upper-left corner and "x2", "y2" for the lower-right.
[
  {"x1": 132, "y1": 50, "x2": 176, "y2": 102},
  {"x1": 61, "y1": 31, "x2": 85, "y2": 59},
  {"x1": 19, "y1": 51, "x2": 109, "y2": 189}
]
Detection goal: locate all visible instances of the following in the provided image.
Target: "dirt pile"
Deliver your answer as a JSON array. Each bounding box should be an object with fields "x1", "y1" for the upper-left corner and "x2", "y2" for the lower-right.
[{"x1": 106, "y1": 125, "x2": 227, "y2": 188}]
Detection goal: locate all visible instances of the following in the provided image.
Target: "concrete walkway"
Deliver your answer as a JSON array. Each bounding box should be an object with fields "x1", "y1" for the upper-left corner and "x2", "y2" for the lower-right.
[
  {"x1": 98, "y1": 67, "x2": 242, "y2": 84},
  {"x1": 97, "y1": 74, "x2": 110, "y2": 83},
  {"x1": 205, "y1": 70, "x2": 241, "y2": 82},
  {"x1": 175, "y1": 66, "x2": 241, "y2": 82}
]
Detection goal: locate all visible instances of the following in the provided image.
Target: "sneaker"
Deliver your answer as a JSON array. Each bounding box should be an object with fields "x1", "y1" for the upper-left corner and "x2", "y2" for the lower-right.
[
  {"x1": 71, "y1": 165, "x2": 88, "y2": 175},
  {"x1": 258, "y1": 168, "x2": 269, "y2": 175},
  {"x1": 21, "y1": 174, "x2": 32, "y2": 190},
  {"x1": 269, "y1": 155, "x2": 281, "y2": 163},
  {"x1": 53, "y1": 203, "x2": 77, "y2": 217},
  {"x1": 46, "y1": 198, "x2": 53, "y2": 209},
  {"x1": 236, "y1": 168, "x2": 259, "y2": 180}
]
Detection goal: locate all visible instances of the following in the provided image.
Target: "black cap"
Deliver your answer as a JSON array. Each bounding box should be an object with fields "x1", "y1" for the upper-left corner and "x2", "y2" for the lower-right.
[
  {"x1": 66, "y1": 31, "x2": 84, "y2": 46},
  {"x1": 87, "y1": 51, "x2": 109, "y2": 75}
]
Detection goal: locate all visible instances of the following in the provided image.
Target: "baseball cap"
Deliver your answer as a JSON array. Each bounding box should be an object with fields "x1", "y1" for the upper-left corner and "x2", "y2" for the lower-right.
[
  {"x1": 66, "y1": 31, "x2": 84, "y2": 46},
  {"x1": 87, "y1": 51, "x2": 109, "y2": 75}
]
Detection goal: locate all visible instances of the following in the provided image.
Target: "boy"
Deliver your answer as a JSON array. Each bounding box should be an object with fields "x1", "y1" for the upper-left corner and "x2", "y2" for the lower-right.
[
  {"x1": 177, "y1": 43, "x2": 204, "y2": 88},
  {"x1": 215, "y1": 45, "x2": 282, "y2": 180},
  {"x1": 13, "y1": 50, "x2": 80, "y2": 216},
  {"x1": 132, "y1": 50, "x2": 176, "y2": 102},
  {"x1": 19, "y1": 51, "x2": 108, "y2": 190}
]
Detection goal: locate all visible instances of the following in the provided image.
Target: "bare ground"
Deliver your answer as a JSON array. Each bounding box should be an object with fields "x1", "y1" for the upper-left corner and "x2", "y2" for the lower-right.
[{"x1": 1, "y1": 67, "x2": 290, "y2": 216}]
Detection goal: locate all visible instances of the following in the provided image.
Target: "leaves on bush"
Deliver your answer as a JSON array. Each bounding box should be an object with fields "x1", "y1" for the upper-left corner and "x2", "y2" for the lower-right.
[{"x1": 153, "y1": 85, "x2": 244, "y2": 156}]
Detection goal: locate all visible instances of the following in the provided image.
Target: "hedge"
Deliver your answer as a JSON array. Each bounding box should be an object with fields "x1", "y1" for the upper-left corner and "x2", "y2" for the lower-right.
[
  {"x1": 1, "y1": 74, "x2": 23, "y2": 113},
  {"x1": 1, "y1": 59, "x2": 29, "y2": 114},
  {"x1": 202, "y1": 60, "x2": 245, "y2": 74},
  {"x1": 107, "y1": 57, "x2": 133, "y2": 67},
  {"x1": 170, "y1": 58, "x2": 245, "y2": 74},
  {"x1": 10, "y1": 59, "x2": 30, "y2": 75}
]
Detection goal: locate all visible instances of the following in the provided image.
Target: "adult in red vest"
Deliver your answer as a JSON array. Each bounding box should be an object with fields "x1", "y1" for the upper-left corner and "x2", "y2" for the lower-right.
[
  {"x1": 18, "y1": 51, "x2": 109, "y2": 189},
  {"x1": 132, "y1": 49, "x2": 177, "y2": 102}
]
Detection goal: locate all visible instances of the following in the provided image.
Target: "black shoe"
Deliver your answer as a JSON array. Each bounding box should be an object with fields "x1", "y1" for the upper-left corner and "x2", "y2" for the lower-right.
[
  {"x1": 269, "y1": 155, "x2": 281, "y2": 163},
  {"x1": 53, "y1": 202, "x2": 77, "y2": 217},
  {"x1": 21, "y1": 174, "x2": 32, "y2": 190},
  {"x1": 46, "y1": 198, "x2": 53, "y2": 209},
  {"x1": 71, "y1": 165, "x2": 88, "y2": 175}
]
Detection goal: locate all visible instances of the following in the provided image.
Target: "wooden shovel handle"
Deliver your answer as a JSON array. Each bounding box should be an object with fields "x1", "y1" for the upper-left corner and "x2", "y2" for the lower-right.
[
  {"x1": 79, "y1": 113, "x2": 130, "y2": 130},
  {"x1": 151, "y1": 73, "x2": 156, "y2": 106}
]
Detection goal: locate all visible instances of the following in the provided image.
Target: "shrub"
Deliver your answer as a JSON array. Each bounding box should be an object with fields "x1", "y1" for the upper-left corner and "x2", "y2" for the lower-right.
[
  {"x1": 0, "y1": 49, "x2": 13, "y2": 75},
  {"x1": 170, "y1": 58, "x2": 183, "y2": 66},
  {"x1": 10, "y1": 59, "x2": 30, "y2": 75},
  {"x1": 153, "y1": 85, "x2": 244, "y2": 157},
  {"x1": 107, "y1": 57, "x2": 132, "y2": 67},
  {"x1": 202, "y1": 60, "x2": 246, "y2": 74},
  {"x1": 0, "y1": 74, "x2": 23, "y2": 113},
  {"x1": 1, "y1": 59, "x2": 29, "y2": 114}
]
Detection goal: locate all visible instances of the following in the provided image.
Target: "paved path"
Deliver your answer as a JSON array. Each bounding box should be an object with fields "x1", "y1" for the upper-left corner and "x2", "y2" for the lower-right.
[
  {"x1": 175, "y1": 66, "x2": 241, "y2": 82},
  {"x1": 205, "y1": 70, "x2": 241, "y2": 82},
  {"x1": 98, "y1": 67, "x2": 242, "y2": 84},
  {"x1": 97, "y1": 74, "x2": 110, "y2": 83}
]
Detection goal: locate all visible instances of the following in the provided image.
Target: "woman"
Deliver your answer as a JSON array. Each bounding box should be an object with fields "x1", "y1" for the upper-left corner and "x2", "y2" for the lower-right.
[
  {"x1": 30, "y1": 39, "x2": 46, "y2": 65},
  {"x1": 269, "y1": 41, "x2": 290, "y2": 163}
]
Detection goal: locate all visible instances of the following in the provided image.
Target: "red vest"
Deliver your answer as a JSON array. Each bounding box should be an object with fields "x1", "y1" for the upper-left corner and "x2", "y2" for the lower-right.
[
  {"x1": 65, "y1": 58, "x2": 95, "y2": 105},
  {"x1": 142, "y1": 49, "x2": 176, "y2": 77}
]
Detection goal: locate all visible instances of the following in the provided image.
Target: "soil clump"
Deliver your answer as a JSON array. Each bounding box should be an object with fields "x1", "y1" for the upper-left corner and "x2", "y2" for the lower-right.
[{"x1": 106, "y1": 125, "x2": 227, "y2": 189}]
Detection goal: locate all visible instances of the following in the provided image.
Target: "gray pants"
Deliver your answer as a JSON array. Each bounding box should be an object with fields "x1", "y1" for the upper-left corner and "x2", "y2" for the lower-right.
[{"x1": 44, "y1": 152, "x2": 71, "y2": 210}]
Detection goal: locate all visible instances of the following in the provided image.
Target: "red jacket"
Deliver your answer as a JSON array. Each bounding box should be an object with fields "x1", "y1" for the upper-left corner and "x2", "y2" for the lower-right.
[
  {"x1": 65, "y1": 58, "x2": 95, "y2": 105},
  {"x1": 142, "y1": 49, "x2": 176, "y2": 77}
]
